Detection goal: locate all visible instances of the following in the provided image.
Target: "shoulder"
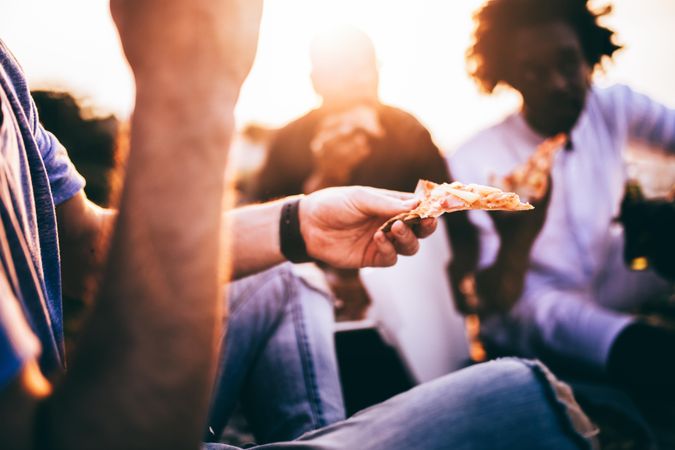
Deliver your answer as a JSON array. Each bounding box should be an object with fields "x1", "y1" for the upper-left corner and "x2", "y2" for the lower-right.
[
  {"x1": 0, "y1": 41, "x2": 36, "y2": 130},
  {"x1": 283, "y1": 108, "x2": 323, "y2": 130},
  {"x1": 594, "y1": 83, "x2": 636, "y2": 102},
  {"x1": 272, "y1": 109, "x2": 322, "y2": 143},
  {"x1": 592, "y1": 83, "x2": 637, "y2": 112},
  {"x1": 378, "y1": 104, "x2": 428, "y2": 129},
  {"x1": 589, "y1": 83, "x2": 664, "y2": 135},
  {"x1": 267, "y1": 110, "x2": 321, "y2": 158},
  {"x1": 590, "y1": 83, "x2": 661, "y2": 119},
  {"x1": 377, "y1": 104, "x2": 438, "y2": 152}
]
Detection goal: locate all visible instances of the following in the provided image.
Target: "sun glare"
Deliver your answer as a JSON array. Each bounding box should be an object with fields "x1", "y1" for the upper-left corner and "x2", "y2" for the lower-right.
[
  {"x1": 2, "y1": 0, "x2": 674, "y2": 152},
  {"x1": 235, "y1": 0, "x2": 498, "y2": 151}
]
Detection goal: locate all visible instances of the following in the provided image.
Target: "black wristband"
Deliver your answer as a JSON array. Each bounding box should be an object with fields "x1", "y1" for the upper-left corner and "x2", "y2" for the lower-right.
[{"x1": 279, "y1": 198, "x2": 312, "y2": 263}]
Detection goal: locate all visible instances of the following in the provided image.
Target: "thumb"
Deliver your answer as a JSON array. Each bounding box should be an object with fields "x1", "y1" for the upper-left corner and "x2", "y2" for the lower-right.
[{"x1": 352, "y1": 188, "x2": 419, "y2": 218}]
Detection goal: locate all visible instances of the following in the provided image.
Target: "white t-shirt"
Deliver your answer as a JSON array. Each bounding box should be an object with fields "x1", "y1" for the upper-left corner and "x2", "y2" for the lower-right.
[{"x1": 449, "y1": 85, "x2": 673, "y2": 369}]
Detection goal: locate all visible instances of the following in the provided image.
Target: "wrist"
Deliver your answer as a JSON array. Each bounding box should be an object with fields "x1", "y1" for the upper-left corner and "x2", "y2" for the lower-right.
[
  {"x1": 279, "y1": 196, "x2": 313, "y2": 263},
  {"x1": 134, "y1": 74, "x2": 242, "y2": 113},
  {"x1": 497, "y1": 234, "x2": 537, "y2": 264},
  {"x1": 493, "y1": 252, "x2": 530, "y2": 278}
]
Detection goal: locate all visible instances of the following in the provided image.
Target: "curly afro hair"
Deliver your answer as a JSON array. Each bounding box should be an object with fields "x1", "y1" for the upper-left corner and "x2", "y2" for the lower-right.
[{"x1": 467, "y1": 0, "x2": 622, "y2": 93}]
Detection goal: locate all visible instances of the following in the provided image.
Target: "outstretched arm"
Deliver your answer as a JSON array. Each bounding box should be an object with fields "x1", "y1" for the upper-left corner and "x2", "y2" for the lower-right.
[{"x1": 229, "y1": 186, "x2": 437, "y2": 279}]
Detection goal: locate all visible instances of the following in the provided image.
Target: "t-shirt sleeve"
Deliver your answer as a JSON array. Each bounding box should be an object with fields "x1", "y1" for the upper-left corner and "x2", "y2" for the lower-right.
[
  {"x1": 33, "y1": 123, "x2": 86, "y2": 205},
  {"x1": 0, "y1": 41, "x2": 85, "y2": 206},
  {"x1": 0, "y1": 270, "x2": 41, "y2": 391}
]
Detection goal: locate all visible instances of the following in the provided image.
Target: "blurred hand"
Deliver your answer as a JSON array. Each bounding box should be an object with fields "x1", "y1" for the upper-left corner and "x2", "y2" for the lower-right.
[
  {"x1": 300, "y1": 186, "x2": 437, "y2": 268},
  {"x1": 305, "y1": 105, "x2": 383, "y2": 191},
  {"x1": 313, "y1": 132, "x2": 372, "y2": 181},
  {"x1": 489, "y1": 176, "x2": 553, "y2": 250},
  {"x1": 110, "y1": 0, "x2": 262, "y2": 90},
  {"x1": 440, "y1": 192, "x2": 481, "y2": 315}
]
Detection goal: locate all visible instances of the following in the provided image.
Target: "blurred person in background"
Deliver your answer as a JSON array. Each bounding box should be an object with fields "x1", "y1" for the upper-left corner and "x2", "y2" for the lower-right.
[
  {"x1": 0, "y1": 1, "x2": 603, "y2": 449},
  {"x1": 252, "y1": 25, "x2": 478, "y2": 321},
  {"x1": 449, "y1": 0, "x2": 675, "y2": 420},
  {"x1": 252, "y1": 25, "x2": 449, "y2": 199}
]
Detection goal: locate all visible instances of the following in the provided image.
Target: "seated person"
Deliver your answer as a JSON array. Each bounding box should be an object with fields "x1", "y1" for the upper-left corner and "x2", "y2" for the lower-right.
[
  {"x1": 251, "y1": 25, "x2": 449, "y2": 200},
  {"x1": 450, "y1": 0, "x2": 675, "y2": 404},
  {"x1": 252, "y1": 26, "x2": 476, "y2": 319},
  {"x1": 0, "y1": 2, "x2": 598, "y2": 449}
]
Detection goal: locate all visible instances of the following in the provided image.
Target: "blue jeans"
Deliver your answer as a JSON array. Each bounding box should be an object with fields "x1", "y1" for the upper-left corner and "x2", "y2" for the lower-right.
[
  {"x1": 204, "y1": 357, "x2": 599, "y2": 449},
  {"x1": 205, "y1": 264, "x2": 345, "y2": 443},
  {"x1": 204, "y1": 265, "x2": 598, "y2": 449}
]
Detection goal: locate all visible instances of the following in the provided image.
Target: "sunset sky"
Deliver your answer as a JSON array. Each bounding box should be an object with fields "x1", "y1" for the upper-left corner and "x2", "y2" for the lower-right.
[{"x1": 2, "y1": 0, "x2": 674, "y2": 151}]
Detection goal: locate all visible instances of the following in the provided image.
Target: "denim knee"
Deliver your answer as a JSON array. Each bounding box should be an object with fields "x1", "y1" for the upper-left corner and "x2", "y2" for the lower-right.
[
  {"x1": 286, "y1": 357, "x2": 599, "y2": 450},
  {"x1": 479, "y1": 358, "x2": 600, "y2": 449},
  {"x1": 228, "y1": 264, "x2": 295, "y2": 314}
]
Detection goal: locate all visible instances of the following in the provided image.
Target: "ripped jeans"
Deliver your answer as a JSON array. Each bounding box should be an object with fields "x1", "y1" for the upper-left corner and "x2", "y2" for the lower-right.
[{"x1": 204, "y1": 264, "x2": 599, "y2": 450}]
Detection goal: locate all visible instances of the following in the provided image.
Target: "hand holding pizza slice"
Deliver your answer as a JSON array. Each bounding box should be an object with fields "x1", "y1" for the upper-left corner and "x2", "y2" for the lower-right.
[{"x1": 380, "y1": 179, "x2": 533, "y2": 232}]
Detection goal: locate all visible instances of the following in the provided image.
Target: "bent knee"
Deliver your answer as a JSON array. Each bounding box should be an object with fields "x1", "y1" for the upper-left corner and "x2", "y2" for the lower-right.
[
  {"x1": 227, "y1": 263, "x2": 296, "y2": 311},
  {"x1": 474, "y1": 358, "x2": 598, "y2": 448}
]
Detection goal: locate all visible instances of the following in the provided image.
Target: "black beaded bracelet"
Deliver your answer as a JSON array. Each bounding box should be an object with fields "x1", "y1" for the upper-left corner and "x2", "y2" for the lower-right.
[{"x1": 279, "y1": 198, "x2": 313, "y2": 263}]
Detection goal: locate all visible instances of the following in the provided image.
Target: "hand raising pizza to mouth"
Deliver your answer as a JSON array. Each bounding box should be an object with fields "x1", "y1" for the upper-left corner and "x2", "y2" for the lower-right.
[{"x1": 490, "y1": 133, "x2": 567, "y2": 202}]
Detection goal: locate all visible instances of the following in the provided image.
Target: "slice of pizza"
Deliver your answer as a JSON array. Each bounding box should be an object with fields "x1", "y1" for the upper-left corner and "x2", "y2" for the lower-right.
[
  {"x1": 490, "y1": 133, "x2": 567, "y2": 202},
  {"x1": 380, "y1": 179, "x2": 533, "y2": 232}
]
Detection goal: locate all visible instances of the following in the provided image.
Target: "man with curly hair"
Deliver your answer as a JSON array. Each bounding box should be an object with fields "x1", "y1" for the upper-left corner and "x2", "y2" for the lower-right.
[{"x1": 450, "y1": 0, "x2": 675, "y2": 403}]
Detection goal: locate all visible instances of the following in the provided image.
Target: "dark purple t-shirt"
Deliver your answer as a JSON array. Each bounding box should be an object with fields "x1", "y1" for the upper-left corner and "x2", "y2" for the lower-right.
[{"x1": 0, "y1": 40, "x2": 85, "y2": 388}]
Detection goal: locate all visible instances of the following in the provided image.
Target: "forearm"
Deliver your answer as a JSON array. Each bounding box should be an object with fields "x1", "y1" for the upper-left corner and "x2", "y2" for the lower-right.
[
  {"x1": 444, "y1": 213, "x2": 481, "y2": 314},
  {"x1": 64, "y1": 194, "x2": 294, "y2": 293},
  {"x1": 474, "y1": 238, "x2": 534, "y2": 314},
  {"x1": 493, "y1": 238, "x2": 532, "y2": 274},
  {"x1": 229, "y1": 185, "x2": 435, "y2": 280},
  {"x1": 445, "y1": 212, "x2": 479, "y2": 273},
  {"x1": 45, "y1": 74, "x2": 237, "y2": 450},
  {"x1": 227, "y1": 199, "x2": 288, "y2": 279}
]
